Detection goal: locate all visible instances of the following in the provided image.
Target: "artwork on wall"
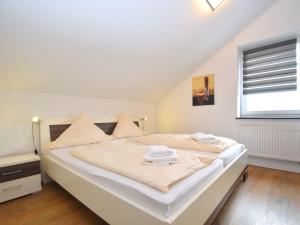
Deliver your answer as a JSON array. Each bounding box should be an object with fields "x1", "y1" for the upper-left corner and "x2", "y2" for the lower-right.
[{"x1": 192, "y1": 74, "x2": 215, "y2": 106}]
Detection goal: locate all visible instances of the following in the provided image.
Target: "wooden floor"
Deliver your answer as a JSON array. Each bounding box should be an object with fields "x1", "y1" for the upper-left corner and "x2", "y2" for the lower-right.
[
  {"x1": 213, "y1": 166, "x2": 300, "y2": 225},
  {"x1": 1, "y1": 166, "x2": 300, "y2": 225}
]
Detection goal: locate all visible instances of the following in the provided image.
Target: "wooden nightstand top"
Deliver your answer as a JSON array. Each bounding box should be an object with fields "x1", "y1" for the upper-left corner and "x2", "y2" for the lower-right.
[{"x1": 0, "y1": 153, "x2": 40, "y2": 168}]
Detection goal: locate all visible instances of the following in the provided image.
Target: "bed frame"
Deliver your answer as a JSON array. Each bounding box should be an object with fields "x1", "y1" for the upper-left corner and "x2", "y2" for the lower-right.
[{"x1": 40, "y1": 117, "x2": 248, "y2": 225}]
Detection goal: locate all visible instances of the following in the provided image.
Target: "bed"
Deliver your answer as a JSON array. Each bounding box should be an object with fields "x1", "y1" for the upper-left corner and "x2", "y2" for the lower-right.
[{"x1": 40, "y1": 117, "x2": 248, "y2": 225}]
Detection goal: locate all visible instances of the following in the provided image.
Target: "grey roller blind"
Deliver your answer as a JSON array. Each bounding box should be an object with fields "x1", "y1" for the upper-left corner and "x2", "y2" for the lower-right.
[{"x1": 242, "y1": 38, "x2": 297, "y2": 95}]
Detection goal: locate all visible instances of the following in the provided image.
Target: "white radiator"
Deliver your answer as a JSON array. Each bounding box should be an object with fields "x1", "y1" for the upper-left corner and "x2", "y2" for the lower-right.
[{"x1": 238, "y1": 126, "x2": 300, "y2": 162}]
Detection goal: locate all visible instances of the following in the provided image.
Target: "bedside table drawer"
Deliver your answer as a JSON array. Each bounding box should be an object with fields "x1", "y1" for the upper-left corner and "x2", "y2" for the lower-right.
[
  {"x1": 0, "y1": 175, "x2": 42, "y2": 203},
  {"x1": 0, "y1": 161, "x2": 40, "y2": 183}
]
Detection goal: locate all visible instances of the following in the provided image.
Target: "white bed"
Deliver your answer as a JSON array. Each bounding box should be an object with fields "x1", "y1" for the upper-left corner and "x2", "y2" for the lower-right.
[
  {"x1": 48, "y1": 146, "x2": 224, "y2": 218},
  {"x1": 40, "y1": 117, "x2": 248, "y2": 225}
]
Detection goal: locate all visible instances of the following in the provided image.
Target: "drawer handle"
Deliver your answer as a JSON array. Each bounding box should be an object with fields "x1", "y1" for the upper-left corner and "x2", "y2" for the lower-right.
[
  {"x1": 1, "y1": 170, "x2": 22, "y2": 176},
  {"x1": 2, "y1": 185, "x2": 23, "y2": 192}
]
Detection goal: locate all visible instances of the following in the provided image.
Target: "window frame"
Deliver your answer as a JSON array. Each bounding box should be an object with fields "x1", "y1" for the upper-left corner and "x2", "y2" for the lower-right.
[{"x1": 237, "y1": 34, "x2": 300, "y2": 119}]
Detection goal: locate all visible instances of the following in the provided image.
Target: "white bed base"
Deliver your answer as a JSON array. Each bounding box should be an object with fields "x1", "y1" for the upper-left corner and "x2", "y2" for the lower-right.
[{"x1": 40, "y1": 117, "x2": 248, "y2": 225}]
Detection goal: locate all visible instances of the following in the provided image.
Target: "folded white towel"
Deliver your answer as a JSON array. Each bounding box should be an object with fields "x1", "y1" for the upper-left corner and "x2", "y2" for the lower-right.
[
  {"x1": 148, "y1": 145, "x2": 175, "y2": 157},
  {"x1": 144, "y1": 153, "x2": 178, "y2": 162},
  {"x1": 191, "y1": 132, "x2": 216, "y2": 141},
  {"x1": 144, "y1": 145, "x2": 177, "y2": 165}
]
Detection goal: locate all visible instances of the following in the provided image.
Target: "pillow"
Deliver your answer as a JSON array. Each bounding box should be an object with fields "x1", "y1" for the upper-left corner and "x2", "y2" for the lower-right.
[
  {"x1": 46, "y1": 115, "x2": 112, "y2": 150},
  {"x1": 113, "y1": 114, "x2": 145, "y2": 138}
]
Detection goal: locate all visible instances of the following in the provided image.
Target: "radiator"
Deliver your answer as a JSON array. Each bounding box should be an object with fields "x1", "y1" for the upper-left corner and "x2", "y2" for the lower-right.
[{"x1": 238, "y1": 126, "x2": 300, "y2": 162}]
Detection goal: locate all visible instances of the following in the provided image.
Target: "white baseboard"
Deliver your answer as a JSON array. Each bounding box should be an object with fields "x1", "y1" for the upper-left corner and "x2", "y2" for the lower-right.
[{"x1": 248, "y1": 156, "x2": 300, "y2": 173}]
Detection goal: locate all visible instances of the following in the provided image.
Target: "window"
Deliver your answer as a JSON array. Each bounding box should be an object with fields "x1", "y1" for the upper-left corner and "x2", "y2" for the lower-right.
[{"x1": 237, "y1": 36, "x2": 300, "y2": 118}]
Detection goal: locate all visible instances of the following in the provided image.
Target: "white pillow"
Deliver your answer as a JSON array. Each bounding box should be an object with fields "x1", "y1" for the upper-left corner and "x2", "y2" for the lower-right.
[
  {"x1": 46, "y1": 115, "x2": 111, "y2": 150},
  {"x1": 113, "y1": 114, "x2": 145, "y2": 138}
]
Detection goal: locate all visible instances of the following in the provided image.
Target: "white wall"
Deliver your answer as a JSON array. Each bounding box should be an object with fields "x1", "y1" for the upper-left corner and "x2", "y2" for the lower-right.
[
  {"x1": 158, "y1": 0, "x2": 300, "y2": 170},
  {"x1": 0, "y1": 91, "x2": 157, "y2": 157}
]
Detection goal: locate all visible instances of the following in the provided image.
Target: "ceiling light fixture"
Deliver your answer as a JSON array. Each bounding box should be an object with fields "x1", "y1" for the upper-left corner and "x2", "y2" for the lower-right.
[{"x1": 206, "y1": 0, "x2": 225, "y2": 11}]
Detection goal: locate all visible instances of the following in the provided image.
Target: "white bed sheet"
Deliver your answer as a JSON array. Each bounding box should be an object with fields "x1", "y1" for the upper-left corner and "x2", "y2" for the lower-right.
[{"x1": 47, "y1": 147, "x2": 223, "y2": 218}]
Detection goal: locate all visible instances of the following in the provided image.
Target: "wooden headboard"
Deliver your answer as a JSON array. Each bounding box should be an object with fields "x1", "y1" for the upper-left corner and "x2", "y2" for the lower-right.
[{"x1": 49, "y1": 121, "x2": 139, "y2": 141}]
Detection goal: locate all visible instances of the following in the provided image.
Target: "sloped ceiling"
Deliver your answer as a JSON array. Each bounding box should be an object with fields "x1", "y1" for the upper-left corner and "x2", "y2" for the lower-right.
[{"x1": 0, "y1": 0, "x2": 275, "y2": 101}]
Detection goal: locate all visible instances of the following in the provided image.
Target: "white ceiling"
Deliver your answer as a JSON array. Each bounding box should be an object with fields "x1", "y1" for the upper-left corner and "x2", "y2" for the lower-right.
[{"x1": 0, "y1": 0, "x2": 275, "y2": 101}]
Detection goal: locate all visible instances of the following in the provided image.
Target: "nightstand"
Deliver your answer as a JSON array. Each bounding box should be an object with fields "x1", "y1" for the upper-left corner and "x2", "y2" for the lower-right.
[{"x1": 0, "y1": 153, "x2": 42, "y2": 203}]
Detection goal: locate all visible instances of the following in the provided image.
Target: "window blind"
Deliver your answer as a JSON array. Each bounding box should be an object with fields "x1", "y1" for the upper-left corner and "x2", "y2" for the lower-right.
[{"x1": 242, "y1": 38, "x2": 297, "y2": 95}]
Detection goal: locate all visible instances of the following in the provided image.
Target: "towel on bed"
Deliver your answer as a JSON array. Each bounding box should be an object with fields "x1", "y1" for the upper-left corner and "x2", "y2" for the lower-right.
[
  {"x1": 71, "y1": 142, "x2": 216, "y2": 192},
  {"x1": 191, "y1": 132, "x2": 216, "y2": 141},
  {"x1": 147, "y1": 145, "x2": 175, "y2": 157},
  {"x1": 132, "y1": 134, "x2": 237, "y2": 153},
  {"x1": 144, "y1": 145, "x2": 178, "y2": 165}
]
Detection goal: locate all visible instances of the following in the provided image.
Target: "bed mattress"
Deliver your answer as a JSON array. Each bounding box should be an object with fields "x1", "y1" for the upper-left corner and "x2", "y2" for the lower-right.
[
  {"x1": 218, "y1": 144, "x2": 244, "y2": 165},
  {"x1": 47, "y1": 147, "x2": 223, "y2": 218}
]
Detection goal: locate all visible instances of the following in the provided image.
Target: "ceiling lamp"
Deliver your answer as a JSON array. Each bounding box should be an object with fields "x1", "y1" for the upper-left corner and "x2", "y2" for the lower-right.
[{"x1": 206, "y1": 0, "x2": 225, "y2": 11}]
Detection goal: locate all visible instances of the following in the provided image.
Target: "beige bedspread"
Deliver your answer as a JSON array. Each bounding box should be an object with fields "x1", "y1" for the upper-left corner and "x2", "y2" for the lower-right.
[
  {"x1": 71, "y1": 142, "x2": 215, "y2": 192},
  {"x1": 131, "y1": 134, "x2": 237, "y2": 153}
]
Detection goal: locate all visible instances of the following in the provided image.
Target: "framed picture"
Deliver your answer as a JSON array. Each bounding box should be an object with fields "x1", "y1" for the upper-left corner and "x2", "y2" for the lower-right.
[{"x1": 192, "y1": 74, "x2": 215, "y2": 106}]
